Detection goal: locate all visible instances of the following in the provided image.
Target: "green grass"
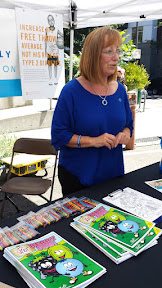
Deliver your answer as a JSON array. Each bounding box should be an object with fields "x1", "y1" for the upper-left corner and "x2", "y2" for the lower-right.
[{"x1": 0, "y1": 132, "x2": 18, "y2": 166}]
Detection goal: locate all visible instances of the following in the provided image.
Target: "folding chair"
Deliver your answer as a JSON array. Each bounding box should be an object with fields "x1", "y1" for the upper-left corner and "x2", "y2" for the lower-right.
[{"x1": 0, "y1": 138, "x2": 58, "y2": 219}]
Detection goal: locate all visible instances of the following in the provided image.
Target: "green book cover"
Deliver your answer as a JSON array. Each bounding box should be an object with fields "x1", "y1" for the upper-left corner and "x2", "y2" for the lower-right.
[
  {"x1": 3, "y1": 231, "x2": 106, "y2": 288},
  {"x1": 70, "y1": 222, "x2": 132, "y2": 264},
  {"x1": 85, "y1": 225, "x2": 160, "y2": 256},
  {"x1": 73, "y1": 203, "x2": 155, "y2": 248},
  {"x1": 119, "y1": 226, "x2": 161, "y2": 255}
]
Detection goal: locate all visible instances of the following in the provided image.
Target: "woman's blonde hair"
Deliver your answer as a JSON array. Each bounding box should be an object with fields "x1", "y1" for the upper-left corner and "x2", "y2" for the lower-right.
[{"x1": 79, "y1": 26, "x2": 122, "y2": 85}]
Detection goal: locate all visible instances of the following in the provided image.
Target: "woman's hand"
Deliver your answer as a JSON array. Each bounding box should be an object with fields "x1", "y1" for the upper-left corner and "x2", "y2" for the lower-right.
[
  {"x1": 114, "y1": 128, "x2": 131, "y2": 148},
  {"x1": 66, "y1": 129, "x2": 130, "y2": 149},
  {"x1": 92, "y1": 133, "x2": 116, "y2": 149}
]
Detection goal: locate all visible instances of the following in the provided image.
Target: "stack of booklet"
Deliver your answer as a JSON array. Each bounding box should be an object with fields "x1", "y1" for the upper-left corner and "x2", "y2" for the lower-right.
[
  {"x1": 3, "y1": 231, "x2": 106, "y2": 288},
  {"x1": 71, "y1": 201, "x2": 162, "y2": 264}
]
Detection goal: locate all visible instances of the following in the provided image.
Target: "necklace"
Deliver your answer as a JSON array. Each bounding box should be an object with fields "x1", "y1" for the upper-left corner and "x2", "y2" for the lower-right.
[{"x1": 90, "y1": 83, "x2": 109, "y2": 106}]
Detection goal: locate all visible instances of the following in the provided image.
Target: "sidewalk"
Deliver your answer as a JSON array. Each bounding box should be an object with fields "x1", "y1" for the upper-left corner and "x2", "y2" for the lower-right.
[
  {"x1": 0, "y1": 96, "x2": 162, "y2": 219},
  {"x1": 135, "y1": 96, "x2": 162, "y2": 141},
  {"x1": 1, "y1": 96, "x2": 161, "y2": 141}
]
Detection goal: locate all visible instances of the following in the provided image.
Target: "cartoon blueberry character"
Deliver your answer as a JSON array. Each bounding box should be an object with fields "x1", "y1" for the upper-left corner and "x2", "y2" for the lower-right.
[
  {"x1": 55, "y1": 258, "x2": 93, "y2": 284},
  {"x1": 118, "y1": 220, "x2": 139, "y2": 233}
]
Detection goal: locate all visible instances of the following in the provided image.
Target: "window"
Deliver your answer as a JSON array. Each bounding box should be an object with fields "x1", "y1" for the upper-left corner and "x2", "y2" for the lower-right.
[
  {"x1": 132, "y1": 26, "x2": 143, "y2": 44},
  {"x1": 157, "y1": 20, "x2": 162, "y2": 42}
]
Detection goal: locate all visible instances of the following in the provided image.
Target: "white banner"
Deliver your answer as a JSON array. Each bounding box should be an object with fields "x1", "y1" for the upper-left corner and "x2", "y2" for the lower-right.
[
  {"x1": 15, "y1": 8, "x2": 65, "y2": 100},
  {"x1": 0, "y1": 9, "x2": 21, "y2": 98}
]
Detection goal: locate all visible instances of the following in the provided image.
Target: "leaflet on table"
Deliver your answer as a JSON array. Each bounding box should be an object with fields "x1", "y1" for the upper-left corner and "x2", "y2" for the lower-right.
[
  {"x1": 70, "y1": 222, "x2": 132, "y2": 264},
  {"x1": 71, "y1": 221, "x2": 129, "y2": 256},
  {"x1": 102, "y1": 187, "x2": 162, "y2": 222},
  {"x1": 3, "y1": 231, "x2": 106, "y2": 288},
  {"x1": 145, "y1": 178, "x2": 162, "y2": 193},
  {"x1": 73, "y1": 220, "x2": 161, "y2": 257},
  {"x1": 85, "y1": 224, "x2": 160, "y2": 256},
  {"x1": 73, "y1": 203, "x2": 155, "y2": 248}
]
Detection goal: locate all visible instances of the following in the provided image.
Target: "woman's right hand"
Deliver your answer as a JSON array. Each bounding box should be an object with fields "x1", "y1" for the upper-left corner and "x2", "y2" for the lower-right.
[
  {"x1": 92, "y1": 133, "x2": 116, "y2": 149},
  {"x1": 66, "y1": 133, "x2": 116, "y2": 149}
]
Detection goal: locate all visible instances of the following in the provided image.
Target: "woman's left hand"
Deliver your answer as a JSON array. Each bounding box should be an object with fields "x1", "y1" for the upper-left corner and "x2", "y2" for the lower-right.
[{"x1": 114, "y1": 128, "x2": 131, "y2": 148}]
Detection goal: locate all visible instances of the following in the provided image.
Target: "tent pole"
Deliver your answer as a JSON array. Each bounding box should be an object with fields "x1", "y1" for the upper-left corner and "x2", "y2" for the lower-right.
[
  {"x1": 69, "y1": 28, "x2": 74, "y2": 81},
  {"x1": 69, "y1": 1, "x2": 77, "y2": 81}
]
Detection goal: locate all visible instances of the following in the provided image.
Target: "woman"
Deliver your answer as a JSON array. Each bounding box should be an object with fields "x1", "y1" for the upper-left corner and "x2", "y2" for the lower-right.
[{"x1": 51, "y1": 26, "x2": 133, "y2": 196}]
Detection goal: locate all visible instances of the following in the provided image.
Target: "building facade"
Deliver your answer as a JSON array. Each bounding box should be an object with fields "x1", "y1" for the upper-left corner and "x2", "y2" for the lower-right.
[{"x1": 125, "y1": 20, "x2": 162, "y2": 80}]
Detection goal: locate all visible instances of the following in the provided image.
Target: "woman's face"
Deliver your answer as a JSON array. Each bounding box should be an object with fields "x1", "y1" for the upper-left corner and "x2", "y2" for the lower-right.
[{"x1": 100, "y1": 38, "x2": 120, "y2": 79}]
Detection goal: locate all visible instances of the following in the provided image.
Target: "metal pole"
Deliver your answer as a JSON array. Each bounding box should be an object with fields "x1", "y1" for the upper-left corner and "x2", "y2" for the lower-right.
[
  {"x1": 69, "y1": 1, "x2": 77, "y2": 81},
  {"x1": 136, "y1": 22, "x2": 138, "y2": 48},
  {"x1": 69, "y1": 28, "x2": 74, "y2": 81},
  {"x1": 50, "y1": 98, "x2": 52, "y2": 110}
]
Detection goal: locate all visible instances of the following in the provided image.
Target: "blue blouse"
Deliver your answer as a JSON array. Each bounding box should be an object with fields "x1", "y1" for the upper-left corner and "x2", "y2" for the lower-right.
[{"x1": 51, "y1": 79, "x2": 133, "y2": 186}]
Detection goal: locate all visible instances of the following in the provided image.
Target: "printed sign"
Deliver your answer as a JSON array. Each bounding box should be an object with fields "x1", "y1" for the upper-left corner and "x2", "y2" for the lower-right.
[
  {"x1": 16, "y1": 8, "x2": 65, "y2": 100},
  {"x1": 0, "y1": 8, "x2": 22, "y2": 98}
]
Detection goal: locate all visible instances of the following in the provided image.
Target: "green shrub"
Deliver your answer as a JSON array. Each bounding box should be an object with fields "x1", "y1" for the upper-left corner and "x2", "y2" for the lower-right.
[
  {"x1": 64, "y1": 52, "x2": 81, "y2": 83},
  {"x1": 123, "y1": 62, "x2": 151, "y2": 91}
]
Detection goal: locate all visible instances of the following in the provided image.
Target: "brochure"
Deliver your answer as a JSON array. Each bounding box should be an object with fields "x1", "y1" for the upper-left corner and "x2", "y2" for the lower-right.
[{"x1": 145, "y1": 178, "x2": 162, "y2": 193}]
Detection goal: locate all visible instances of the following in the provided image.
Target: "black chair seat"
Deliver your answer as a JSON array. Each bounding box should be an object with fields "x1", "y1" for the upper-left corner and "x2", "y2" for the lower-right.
[{"x1": 1, "y1": 177, "x2": 51, "y2": 195}]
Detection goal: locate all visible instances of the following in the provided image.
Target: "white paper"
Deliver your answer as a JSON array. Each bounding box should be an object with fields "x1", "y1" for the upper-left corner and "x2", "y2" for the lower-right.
[{"x1": 103, "y1": 187, "x2": 162, "y2": 222}]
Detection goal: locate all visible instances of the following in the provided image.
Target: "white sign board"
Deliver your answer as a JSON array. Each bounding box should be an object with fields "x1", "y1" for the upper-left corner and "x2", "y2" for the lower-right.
[
  {"x1": 0, "y1": 9, "x2": 21, "y2": 98},
  {"x1": 16, "y1": 8, "x2": 65, "y2": 100},
  {"x1": 132, "y1": 49, "x2": 141, "y2": 59}
]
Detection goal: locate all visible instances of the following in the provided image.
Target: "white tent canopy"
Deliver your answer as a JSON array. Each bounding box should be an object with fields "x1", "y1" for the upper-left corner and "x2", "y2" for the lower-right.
[
  {"x1": 1, "y1": 0, "x2": 162, "y2": 28},
  {"x1": 1, "y1": 0, "x2": 162, "y2": 78},
  {"x1": 0, "y1": 0, "x2": 162, "y2": 28}
]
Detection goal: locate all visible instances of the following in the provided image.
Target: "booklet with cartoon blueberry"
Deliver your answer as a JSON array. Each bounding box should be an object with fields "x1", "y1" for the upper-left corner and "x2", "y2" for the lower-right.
[
  {"x1": 3, "y1": 231, "x2": 106, "y2": 288},
  {"x1": 73, "y1": 203, "x2": 155, "y2": 249}
]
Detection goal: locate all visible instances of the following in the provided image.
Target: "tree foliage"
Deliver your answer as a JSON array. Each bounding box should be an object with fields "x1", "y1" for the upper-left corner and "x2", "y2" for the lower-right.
[
  {"x1": 118, "y1": 30, "x2": 136, "y2": 66},
  {"x1": 64, "y1": 27, "x2": 96, "y2": 55}
]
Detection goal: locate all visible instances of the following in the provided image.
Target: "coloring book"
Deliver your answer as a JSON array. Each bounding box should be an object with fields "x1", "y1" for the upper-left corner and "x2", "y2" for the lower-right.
[
  {"x1": 71, "y1": 222, "x2": 161, "y2": 257},
  {"x1": 70, "y1": 222, "x2": 132, "y2": 264},
  {"x1": 3, "y1": 231, "x2": 106, "y2": 288},
  {"x1": 73, "y1": 203, "x2": 155, "y2": 248}
]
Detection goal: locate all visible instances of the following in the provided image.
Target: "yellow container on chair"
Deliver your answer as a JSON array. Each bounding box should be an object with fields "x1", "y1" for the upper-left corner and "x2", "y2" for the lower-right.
[{"x1": 1, "y1": 154, "x2": 50, "y2": 176}]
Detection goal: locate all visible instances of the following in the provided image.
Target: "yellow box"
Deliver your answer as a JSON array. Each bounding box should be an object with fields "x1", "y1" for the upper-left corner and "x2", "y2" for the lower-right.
[{"x1": 1, "y1": 154, "x2": 50, "y2": 176}]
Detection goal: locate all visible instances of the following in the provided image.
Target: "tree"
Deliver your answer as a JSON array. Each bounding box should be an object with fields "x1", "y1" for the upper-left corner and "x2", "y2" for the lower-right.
[
  {"x1": 64, "y1": 27, "x2": 96, "y2": 55},
  {"x1": 118, "y1": 30, "x2": 136, "y2": 67}
]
